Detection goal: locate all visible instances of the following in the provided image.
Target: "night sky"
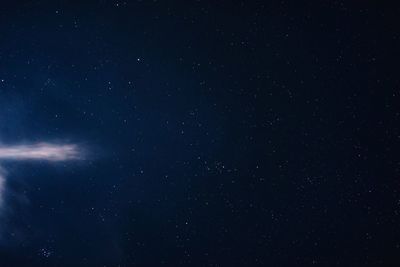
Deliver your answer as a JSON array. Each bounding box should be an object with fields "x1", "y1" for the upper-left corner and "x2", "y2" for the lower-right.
[{"x1": 0, "y1": 1, "x2": 399, "y2": 266}]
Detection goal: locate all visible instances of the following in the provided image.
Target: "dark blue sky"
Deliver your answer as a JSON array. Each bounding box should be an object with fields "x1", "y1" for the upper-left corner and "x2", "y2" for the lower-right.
[{"x1": 0, "y1": 1, "x2": 399, "y2": 266}]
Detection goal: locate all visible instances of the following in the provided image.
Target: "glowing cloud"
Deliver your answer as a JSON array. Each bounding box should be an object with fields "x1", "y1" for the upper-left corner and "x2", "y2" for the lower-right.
[
  {"x1": 0, "y1": 142, "x2": 84, "y2": 213},
  {"x1": 0, "y1": 143, "x2": 82, "y2": 161}
]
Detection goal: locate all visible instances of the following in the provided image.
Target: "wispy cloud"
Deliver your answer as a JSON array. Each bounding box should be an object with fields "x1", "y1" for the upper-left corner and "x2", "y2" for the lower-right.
[
  {"x1": 0, "y1": 142, "x2": 84, "y2": 216},
  {"x1": 0, "y1": 143, "x2": 82, "y2": 161},
  {"x1": 0, "y1": 167, "x2": 5, "y2": 208}
]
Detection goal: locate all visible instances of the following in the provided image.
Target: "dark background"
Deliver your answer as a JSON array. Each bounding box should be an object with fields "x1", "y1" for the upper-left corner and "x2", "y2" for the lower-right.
[{"x1": 0, "y1": 1, "x2": 399, "y2": 266}]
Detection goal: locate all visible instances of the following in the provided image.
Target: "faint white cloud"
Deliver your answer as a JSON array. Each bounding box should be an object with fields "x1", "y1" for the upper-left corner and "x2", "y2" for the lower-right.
[
  {"x1": 0, "y1": 142, "x2": 84, "y2": 216},
  {"x1": 0, "y1": 143, "x2": 82, "y2": 161},
  {"x1": 0, "y1": 167, "x2": 5, "y2": 208}
]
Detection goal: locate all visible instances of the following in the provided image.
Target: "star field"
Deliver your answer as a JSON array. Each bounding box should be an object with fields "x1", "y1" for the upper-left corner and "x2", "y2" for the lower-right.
[{"x1": 0, "y1": 1, "x2": 400, "y2": 266}]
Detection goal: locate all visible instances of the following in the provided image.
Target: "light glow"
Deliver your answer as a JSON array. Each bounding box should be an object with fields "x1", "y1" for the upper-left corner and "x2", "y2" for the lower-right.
[
  {"x1": 0, "y1": 142, "x2": 84, "y2": 211},
  {"x1": 0, "y1": 143, "x2": 81, "y2": 161}
]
